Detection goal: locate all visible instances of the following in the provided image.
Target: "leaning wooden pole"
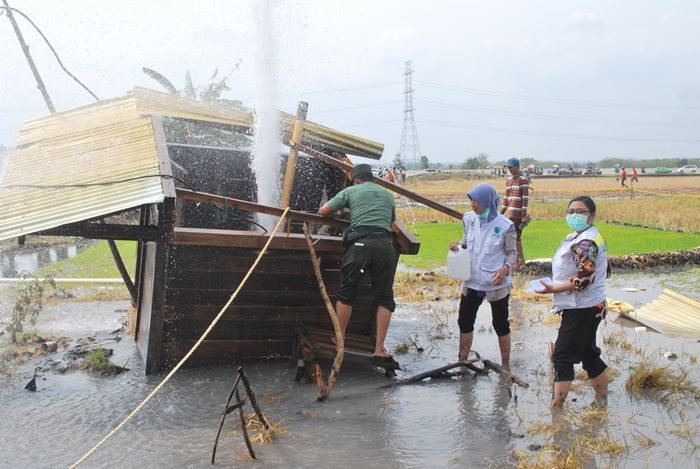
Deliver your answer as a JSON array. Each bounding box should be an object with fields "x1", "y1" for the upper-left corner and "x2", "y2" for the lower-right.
[
  {"x1": 279, "y1": 101, "x2": 308, "y2": 209},
  {"x1": 292, "y1": 143, "x2": 463, "y2": 220},
  {"x1": 302, "y1": 223, "x2": 345, "y2": 401},
  {"x1": 2, "y1": 0, "x2": 55, "y2": 113}
]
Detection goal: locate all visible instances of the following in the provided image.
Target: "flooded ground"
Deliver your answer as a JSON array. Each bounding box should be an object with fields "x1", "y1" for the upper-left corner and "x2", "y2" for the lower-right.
[{"x1": 1, "y1": 260, "x2": 699, "y2": 468}]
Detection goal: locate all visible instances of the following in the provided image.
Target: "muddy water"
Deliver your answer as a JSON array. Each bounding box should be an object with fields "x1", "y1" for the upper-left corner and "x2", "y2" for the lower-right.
[{"x1": 1, "y1": 269, "x2": 700, "y2": 468}]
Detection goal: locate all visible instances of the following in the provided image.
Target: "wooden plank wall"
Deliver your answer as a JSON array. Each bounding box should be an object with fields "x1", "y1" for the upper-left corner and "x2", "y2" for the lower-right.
[{"x1": 157, "y1": 244, "x2": 376, "y2": 369}]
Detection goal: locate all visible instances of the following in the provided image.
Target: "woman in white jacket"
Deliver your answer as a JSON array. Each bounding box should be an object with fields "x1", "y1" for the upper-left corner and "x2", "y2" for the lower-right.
[
  {"x1": 536, "y1": 195, "x2": 609, "y2": 408},
  {"x1": 449, "y1": 183, "x2": 518, "y2": 365}
]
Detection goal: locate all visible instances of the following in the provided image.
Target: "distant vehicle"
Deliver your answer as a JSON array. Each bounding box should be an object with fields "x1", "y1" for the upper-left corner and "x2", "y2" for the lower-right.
[
  {"x1": 655, "y1": 166, "x2": 672, "y2": 174},
  {"x1": 424, "y1": 168, "x2": 441, "y2": 173},
  {"x1": 677, "y1": 165, "x2": 697, "y2": 174},
  {"x1": 584, "y1": 166, "x2": 602, "y2": 175}
]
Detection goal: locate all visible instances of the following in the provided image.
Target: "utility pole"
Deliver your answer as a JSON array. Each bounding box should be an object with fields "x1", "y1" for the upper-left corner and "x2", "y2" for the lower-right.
[
  {"x1": 398, "y1": 60, "x2": 422, "y2": 169},
  {"x1": 3, "y1": 0, "x2": 56, "y2": 113}
]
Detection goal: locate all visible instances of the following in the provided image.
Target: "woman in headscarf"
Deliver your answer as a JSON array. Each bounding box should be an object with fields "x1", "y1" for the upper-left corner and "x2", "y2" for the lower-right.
[
  {"x1": 536, "y1": 195, "x2": 609, "y2": 408},
  {"x1": 448, "y1": 183, "x2": 518, "y2": 365}
]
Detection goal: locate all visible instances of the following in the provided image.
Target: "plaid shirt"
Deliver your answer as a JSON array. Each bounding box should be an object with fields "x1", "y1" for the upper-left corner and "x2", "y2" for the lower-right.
[{"x1": 502, "y1": 174, "x2": 530, "y2": 220}]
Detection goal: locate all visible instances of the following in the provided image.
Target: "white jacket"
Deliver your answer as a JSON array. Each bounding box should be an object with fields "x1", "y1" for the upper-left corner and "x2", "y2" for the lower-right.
[{"x1": 552, "y1": 225, "x2": 608, "y2": 310}]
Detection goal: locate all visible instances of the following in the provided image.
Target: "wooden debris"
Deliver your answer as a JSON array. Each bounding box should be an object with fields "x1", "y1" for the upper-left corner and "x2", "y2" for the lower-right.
[{"x1": 385, "y1": 353, "x2": 529, "y2": 389}]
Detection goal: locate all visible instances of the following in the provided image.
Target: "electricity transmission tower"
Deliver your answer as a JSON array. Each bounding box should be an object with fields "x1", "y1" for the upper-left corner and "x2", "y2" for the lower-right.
[{"x1": 398, "y1": 60, "x2": 422, "y2": 169}]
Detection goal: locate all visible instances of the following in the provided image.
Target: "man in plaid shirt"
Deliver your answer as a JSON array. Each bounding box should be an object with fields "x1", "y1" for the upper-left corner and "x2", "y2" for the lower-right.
[{"x1": 500, "y1": 157, "x2": 529, "y2": 266}]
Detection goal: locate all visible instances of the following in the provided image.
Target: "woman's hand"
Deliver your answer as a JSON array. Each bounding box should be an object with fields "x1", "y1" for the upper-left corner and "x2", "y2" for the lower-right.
[
  {"x1": 535, "y1": 280, "x2": 554, "y2": 294},
  {"x1": 491, "y1": 265, "x2": 509, "y2": 285},
  {"x1": 449, "y1": 241, "x2": 460, "y2": 252},
  {"x1": 536, "y1": 278, "x2": 574, "y2": 294}
]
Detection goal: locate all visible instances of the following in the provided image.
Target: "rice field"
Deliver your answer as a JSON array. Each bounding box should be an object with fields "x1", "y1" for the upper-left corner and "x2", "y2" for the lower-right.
[{"x1": 396, "y1": 174, "x2": 700, "y2": 232}]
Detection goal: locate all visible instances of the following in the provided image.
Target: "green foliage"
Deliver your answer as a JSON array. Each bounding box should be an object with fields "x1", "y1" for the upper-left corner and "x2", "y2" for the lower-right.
[
  {"x1": 36, "y1": 240, "x2": 136, "y2": 278},
  {"x1": 420, "y1": 155, "x2": 430, "y2": 169},
  {"x1": 393, "y1": 153, "x2": 405, "y2": 170},
  {"x1": 401, "y1": 221, "x2": 700, "y2": 269},
  {"x1": 142, "y1": 63, "x2": 250, "y2": 149},
  {"x1": 5, "y1": 273, "x2": 55, "y2": 344},
  {"x1": 462, "y1": 152, "x2": 489, "y2": 170}
]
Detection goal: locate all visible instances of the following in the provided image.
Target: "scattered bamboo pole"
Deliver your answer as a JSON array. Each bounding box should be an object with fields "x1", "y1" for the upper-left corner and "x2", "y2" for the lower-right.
[
  {"x1": 211, "y1": 373, "x2": 242, "y2": 463},
  {"x1": 384, "y1": 359, "x2": 482, "y2": 387},
  {"x1": 235, "y1": 387, "x2": 256, "y2": 459},
  {"x1": 302, "y1": 223, "x2": 345, "y2": 401},
  {"x1": 385, "y1": 356, "x2": 529, "y2": 389},
  {"x1": 237, "y1": 366, "x2": 269, "y2": 429},
  {"x1": 482, "y1": 359, "x2": 529, "y2": 388}
]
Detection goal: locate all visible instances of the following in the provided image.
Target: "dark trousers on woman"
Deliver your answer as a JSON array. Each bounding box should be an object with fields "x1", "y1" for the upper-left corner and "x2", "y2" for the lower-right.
[{"x1": 552, "y1": 307, "x2": 607, "y2": 382}]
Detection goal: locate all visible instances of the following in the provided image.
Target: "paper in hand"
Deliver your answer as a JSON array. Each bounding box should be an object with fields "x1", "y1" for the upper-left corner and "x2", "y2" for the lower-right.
[{"x1": 529, "y1": 277, "x2": 551, "y2": 293}]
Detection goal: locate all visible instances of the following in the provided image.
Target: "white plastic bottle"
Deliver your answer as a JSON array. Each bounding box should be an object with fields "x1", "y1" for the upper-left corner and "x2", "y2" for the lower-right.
[{"x1": 446, "y1": 245, "x2": 471, "y2": 281}]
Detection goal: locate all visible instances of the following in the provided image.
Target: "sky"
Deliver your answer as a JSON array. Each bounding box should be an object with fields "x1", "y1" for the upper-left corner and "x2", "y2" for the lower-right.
[{"x1": 1, "y1": 0, "x2": 700, "y2": 166}]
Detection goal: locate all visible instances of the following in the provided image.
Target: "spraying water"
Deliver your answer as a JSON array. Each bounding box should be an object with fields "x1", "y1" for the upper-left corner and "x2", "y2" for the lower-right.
[{"x1": 252, "y1": 0, "x2": 280, "y2": 230}]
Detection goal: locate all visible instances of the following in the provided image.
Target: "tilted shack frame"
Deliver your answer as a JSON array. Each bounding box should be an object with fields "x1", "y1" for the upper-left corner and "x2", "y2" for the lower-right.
[{"x1": 0, "y1": 88, "x2": 459, "y2": 374}]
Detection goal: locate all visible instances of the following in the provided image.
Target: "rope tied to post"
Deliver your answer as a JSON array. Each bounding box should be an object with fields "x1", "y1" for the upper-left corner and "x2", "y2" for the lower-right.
[{"x1": 69, "y1": 208, "x2": 291, "y2": 468}]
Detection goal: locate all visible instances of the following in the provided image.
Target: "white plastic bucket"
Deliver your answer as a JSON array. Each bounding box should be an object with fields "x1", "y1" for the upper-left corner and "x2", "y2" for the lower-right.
[{"x1": 446, "y1": 246, "x2": 471, "y2": 281}]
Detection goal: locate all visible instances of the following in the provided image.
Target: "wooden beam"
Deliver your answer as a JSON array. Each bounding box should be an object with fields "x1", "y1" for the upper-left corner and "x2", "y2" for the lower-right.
[
  {"x1": 176, "y1": 187, "x2": 349, "y2": 228},
  {"x1": 279, "y1": 101, "x2": 308, "y2": 208},
  {"x1": 294, "y1": 143, "x2": 463, "y2": 220},
  {"x1": 171, "y1": 226, "x2": 341, "y2": 251},
  {"x1": 36, "y1": 222, "x2": 157, "y2": 241}
]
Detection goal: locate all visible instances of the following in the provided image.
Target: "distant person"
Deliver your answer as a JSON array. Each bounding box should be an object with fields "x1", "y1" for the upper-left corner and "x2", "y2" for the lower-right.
[
  {"x1": 400, "y1": 168, "x2": 406, "y2": 183},
  {"x1": 449, "y1": 183, "x2": 517, "y2": 365},
  {"x1": 500, "y1": 157, "x2": 529, "y2": 267},
  {"x1": 385, "y1": 168, "x2": 396, "y2": 183},
  {"x1": 535, "y1": 195, "x2": 610, "y2": 408},
  {"x1": 619, "y1": 167, "x2": 628, "y2": 188},
  {"x1": 318, "y1": 164, "x2": 397, "y2": 358},
  {"x1": 631, "y1": 167, "x2": 638, "y2": 183},
  {"x1": 641, "y1": 166, "x2": 646, "y2": 174}
]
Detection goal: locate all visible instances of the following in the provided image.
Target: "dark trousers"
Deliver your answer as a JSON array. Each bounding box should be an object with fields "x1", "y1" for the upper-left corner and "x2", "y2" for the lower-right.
[
  {"x1": 457, "y1": 289, "x2": 510, "y2": 336},
  {"x1": 552, "y1": 307, "x2": 607, "y2": 382}
]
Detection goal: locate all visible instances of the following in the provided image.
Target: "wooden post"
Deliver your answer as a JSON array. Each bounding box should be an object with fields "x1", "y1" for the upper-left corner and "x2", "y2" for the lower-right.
[
  {"x1": 279, "y1": 101, "x2": 308, "y2": 209},
  {"x1": 2, "y1": 1, "x2": 56, "y2": 113},
  {"x1": 302, "y1": 223, "x2": 345, "y2": 401}
]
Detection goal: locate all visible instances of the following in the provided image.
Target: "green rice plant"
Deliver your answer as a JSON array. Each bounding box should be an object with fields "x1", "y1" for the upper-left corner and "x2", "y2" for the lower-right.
[{"x1": 4, "y1": 273, "x2": 55, "y2": 343}]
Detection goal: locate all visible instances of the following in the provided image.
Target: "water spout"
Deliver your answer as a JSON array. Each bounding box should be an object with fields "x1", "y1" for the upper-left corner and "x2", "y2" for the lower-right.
[{"x1": 252, "y1": 0, "x2": 280, "y2": 231}]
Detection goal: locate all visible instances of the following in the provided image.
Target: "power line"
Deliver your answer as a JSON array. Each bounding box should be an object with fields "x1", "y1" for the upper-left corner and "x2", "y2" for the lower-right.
[
  {"x1": 335, "y1": 118, "x2": 401, "y2": 129},
  {"x1": 414, "y1": 98, "x2": 700, "y2": 128},
  {"x1": 1, "y1": 5, "x2": 99, "y2": 101},
  {"x1": 312, "y1": 100, "x2": 402, "y2": 114},
  {"x1": 415, "y1": 80, "x2": 700, "y2": 110},
  {"x1": 297, "y1": 81, "x2": 402, "y2": 96},
  {"x1": 418, "y1": 117, "x2": 700, "y2": 143}
]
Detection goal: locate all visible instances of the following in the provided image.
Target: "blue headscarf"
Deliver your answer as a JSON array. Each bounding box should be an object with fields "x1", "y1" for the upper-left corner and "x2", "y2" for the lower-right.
[{"x1": 467, "y1": 183, "x2": 499, "y2": 223}]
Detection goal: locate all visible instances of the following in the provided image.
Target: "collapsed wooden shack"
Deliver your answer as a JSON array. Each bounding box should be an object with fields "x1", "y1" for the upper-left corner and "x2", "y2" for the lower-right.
[{"x1": 0, "y1": 88, "x2": 463, "y2": 374}]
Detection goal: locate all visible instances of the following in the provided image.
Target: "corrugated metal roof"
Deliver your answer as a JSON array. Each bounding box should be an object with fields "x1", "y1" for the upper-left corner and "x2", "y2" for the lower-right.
[
  {"x1": 620, "y1": 289, "x2": 700, "y2": 337},
  {"x1": 0, "y1": 98, "x2": 165, "y2": 241},
  {"x1": 0, "y1": 88, "x2": 384, "y2": 241},
  {"x1": 131, "y1": 87, "x2": 384, "y2": 159}
]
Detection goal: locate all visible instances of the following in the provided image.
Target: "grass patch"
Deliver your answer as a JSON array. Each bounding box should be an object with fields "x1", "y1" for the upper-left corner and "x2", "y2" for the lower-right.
[
  {"x1": 36, "y1": 240, "x2": 137, "y2": 278},
  {"x1": 401, "y1": 221, "x2": 700, "y2": 269},
  {"x1": 81, "y1": 347, "x2": 127, "y2": 376}
]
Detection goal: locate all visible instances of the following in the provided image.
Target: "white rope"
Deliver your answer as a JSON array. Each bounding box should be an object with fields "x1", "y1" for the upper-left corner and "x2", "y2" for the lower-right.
[{"x1": 69, "y1": 208, "x2": 291, "y2": 468}]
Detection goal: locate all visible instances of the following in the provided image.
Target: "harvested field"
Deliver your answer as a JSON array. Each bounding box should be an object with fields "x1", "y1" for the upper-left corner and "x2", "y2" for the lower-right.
[{"x1": 396, "y1": 174, "x2": 700, "y2": 232}]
